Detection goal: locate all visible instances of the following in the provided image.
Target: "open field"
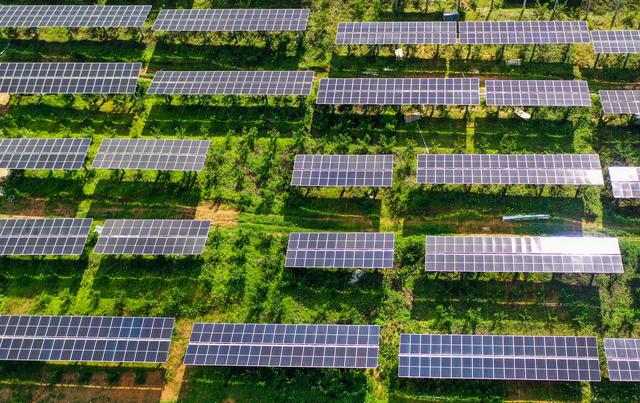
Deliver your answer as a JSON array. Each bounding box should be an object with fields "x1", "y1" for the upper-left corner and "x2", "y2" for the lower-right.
[{"x1": 0, "y1": 0, "x2": 640, "y2": 401}]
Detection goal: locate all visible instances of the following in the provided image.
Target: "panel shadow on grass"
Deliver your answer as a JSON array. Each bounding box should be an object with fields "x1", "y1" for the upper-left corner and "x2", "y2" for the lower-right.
[
  {"x1": 0, "y1": 39, "x2": 146, "y2": 63},
  {"x1": 403, "y1": 189, "x2": 585, "y2": 236},
  {"x1": 0, "y1": 361, "x2": 164, "y2": 403},
  {"x1": 0, "y1": 256, "x2": 88, "y2": 299},
  {"x1": 311, "y1": 107, "x2": 466, "y2": 150},
  {"x1": 2, "y1": 103, "x2": 133, "y2": 136},
  {"x1": 179, "y1": 367, "x2": 367, "y2": 403},
  {"x1": 411, "y1": 277, "x2": 602, "y2": 333},
  {"x1": 283, "y1": 197, "x2": 382, "y2": 232},
  {"x1": 149, "y1": 41, "x2": 303, "y2": 71},
  {"x1": 93, "y1": 255, "x2": 203, "y2": 298},
  {"x1": 281, "y1": 268, "x2": 384, "y2": 324},
  {"x1": 474, "y1": 117, "x2": 575, "y2": 153},
  {"x1": 88, "y1": 178, "x2": 201, "y2": 220},
  {"x1": 143, "y1": 103, "x2": 305, "y2": 137},
  {"x1": 392, "y1": 378, "x2": 581, "y2": 402}
]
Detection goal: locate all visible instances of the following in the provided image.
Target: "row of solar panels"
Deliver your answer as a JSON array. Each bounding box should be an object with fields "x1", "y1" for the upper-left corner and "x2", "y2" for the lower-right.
[
  {"x1": 0, "y1": 218, "x2": 625, "y2": 275},
  {"x1": 0, "y1": 138, "x2": 210, "y2": 171},
  {"x1": 336, "y1": 22, "x2": 640, "y2": 53},
  {"x1": 0, "y1": 315, "x2": 637, "y2": 382},
  {"x1": 0, "y1": 65, "x2": 637, "y2": 113},
  {"x1": 3, "y1": 145, "x2": 638, "y2": 198},
  {"x1": 0, "y1": 6, "x2": 309, "y2": 32},
  {"x1": 0, "y1": 6, "x2": 637, "y2": 55}
]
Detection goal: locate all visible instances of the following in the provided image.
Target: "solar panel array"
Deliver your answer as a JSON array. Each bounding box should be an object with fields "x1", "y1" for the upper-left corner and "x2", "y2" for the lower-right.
[
  {"x1": 425, "y1": 236, "x2": 624, "y2": 274},
  {"x1": 599, "y1": 90, "x2": 640, "y2": 115},
  {"x1": 0, "y1": 5, "x2": 151, "y2": 28},
  {"x1": 291, "y1": 154, "x2": 393, "y2": 187},
  {"x1": 184, "y1": 323, "x2": 380, "y2": 368},
  {"x1": 416, "y1": 154, "x2": 604, "y2": 186},
  {"x1": 335, "y1": 22, "x2": 457, "y2": 45},
  {"x1": 0, "y1": 315, "x2": 174, "y2": 363},
  {"x1": 399, "y1": 334, "x2": 601, "y2": 381},
  {"x1": 92, "y1": 139, "x2": 211, "y2": 172},
  {"x1": 604, "y1": 338, "x2": 640, "y2": 381},
  {"x1": 0, "y1": 218, "x2": 92, "y2": 256},
  {"x1": 0, "y1": 138, "x2": 91, "y2": 170},
  {"x1": 591, "y1": 30, "x2": 640, "y2": 54},
  {"x1": 459, "y1": 21, "x2": 590, "y2": 44},
  {"x1": 609, "y1": 167, "x2": 640, "y2": 199},
  {"x1": 94, "y1": 219, "x2": 211, "y2": 255},
  {"x1": 285, "y1": 232, "x2": 395, "y2": 269},
  {"x1": 0, "y1": 63, "x2": 140, "y2": 94},
  {"x1": 486, "y1": 80, "x2": 591, "y2": 107},
  {"x1": 152, "y1": 9, "x2": 310, "y2": 32},
  {"x1": 148, "y1": 71, "x2": 314, "y2": 96},
  {"x1": 316, "y1": 78, "x2": 480, "y2": 105}
]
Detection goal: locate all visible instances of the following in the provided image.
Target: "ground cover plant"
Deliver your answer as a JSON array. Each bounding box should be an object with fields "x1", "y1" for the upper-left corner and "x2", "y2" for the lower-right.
[{"x1": 0, "y1": 0, "x2": 639, "y2": 401}]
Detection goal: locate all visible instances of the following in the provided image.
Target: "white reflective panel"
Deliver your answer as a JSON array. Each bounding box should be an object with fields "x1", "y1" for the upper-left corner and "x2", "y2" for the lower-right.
[
  {"x1": 609, "y1": 167, "x2": 640, "y2": 182},
  {"x1": 537, "y1": 237, "x2": 620, "y2": 255}
]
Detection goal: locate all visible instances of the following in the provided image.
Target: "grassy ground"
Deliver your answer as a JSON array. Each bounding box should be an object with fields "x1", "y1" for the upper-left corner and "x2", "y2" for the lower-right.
[{"x1": 0, "y1": 0, "x2": 640, "y2": 402}]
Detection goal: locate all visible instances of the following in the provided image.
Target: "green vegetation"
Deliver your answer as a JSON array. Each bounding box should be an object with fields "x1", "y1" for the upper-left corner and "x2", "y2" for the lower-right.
[{"x1": 0, "y1": 0, "x2": 639, "y2": 402}]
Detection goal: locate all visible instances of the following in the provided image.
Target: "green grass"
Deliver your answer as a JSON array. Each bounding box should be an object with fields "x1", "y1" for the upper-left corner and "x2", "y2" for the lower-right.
[{"x1": 1, "y1": 0, "x2": 640, "y2": 401}]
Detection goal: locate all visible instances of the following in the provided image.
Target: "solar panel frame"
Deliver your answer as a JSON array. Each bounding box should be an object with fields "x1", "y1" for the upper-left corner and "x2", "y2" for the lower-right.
[
  {"x1": 93, "y1": 219, "x2": 211, "y2": 256},
  {"x1": 609, "y1": 167, "x2": 640, "y2": 198},
  {"x1": 459, "y1": 21, "x2": 590, "y2": 45},
  {"x1": 591, "y1": 30, "x2": 640, "y2": 54},
  {"x1": 148, "y1": 71, "x2": 314, "y2": 96},
  {"x1": 0, "y1": 315, "x2": 174, "y2": 363},
  {"x1": 0, "y1": 5, "x2": 151, "y2": 28},
  {"x1": 335, "y1": 22, "x2": 457, "y2": 45},
  {"x1": 285, "y1": 232, "x2": 395, "y2": 269},
  {"x1": 152, "y1": 9, "x2": 310, "y2": 32},
  {"x1": 425, "y1": 235, "x2": 624, "y2": 274},
  {"x1": 92, "y1": 139, "x2": 211, "y2": 172},
  {"x1": 0, "y1": 218, "x2": 92, "y2": 256},
  {"x1": 291, "y1": 154, "x2": 394, "y2": 187},
  {"x1": 399, "y1": 333, "x2": 601, "y2": 381},
  {"x1": 184, "y1": 323, "x2": 380, "y2": 368},
  {"x1": 416, "y1": 154, "x2": 605, "y2": 186},
  {"x1": 486, "y1": 80, "x2": 591, "y2": 107},
  {"x1": 604, "y1": 338, "x2": 640, "y2": 381},
  {"x1": 599, "y1": 90, "x2": 640, "y2": 115},
  {"x1": 316, "y1": 78, "x2": 480, "y2": 105},
  {"x1": 0, "y1": 62, "x2": 141, "y2": 94},
  {"x1": 0, "y1": 138, "x2": 91, "y2": 170}
]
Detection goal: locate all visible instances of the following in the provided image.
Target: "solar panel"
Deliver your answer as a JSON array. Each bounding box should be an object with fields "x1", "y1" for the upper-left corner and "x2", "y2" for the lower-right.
[
  {"x1": 291, "y1": 154, "x2": 393, "y2": 187},
  {"x1": 604, "y1": 338, "x2": 640, "y2": 381},
  {"x1": 417, "y1": 154, "x2": 604, "y2": 186},
  {"x1": 0, "y1": 218, "x2": 92, "y2": 256},
  {"x1": 335, "y1": 22, "x2": 457, "y2": 45},
  {"x1": 0, "y1": 5, "x2": 151, "y2": 28},
  {"x1": 184, "y1": 323, "x2": 380, "y2": 368},
  {"x1": 0, "y1": 315, "x2": 174, "y2": 363},
  {"x1": 609, "y1": 167, "x2": 640, "y2": 198},
  {"x1": 152, "y1": 9, "x2": 310, "y2": 32},
  {"x1": 316, "y1": 78, "x2": 480, "y2": 105},
  {"x1": 599, "y1": 90, "x2": 640, "y2": 115},
  {"x1": 486, "y1": 80, "x2": 591, "y2": 107},
  {"x1": 285, "y1": 232, "x2": 395, "y2": 269},
  {"x1": 0, "y1": 63, "x2": 140, "y2": 94},
  {"x1": 92, "y1": 139, "x2": 211, "y2": 172},
  {"x1": 94, "y1": 219, "x2": 211, "y2": 255},
  {"x1": 148, "y1": 71, "x2": 314, "y2": 96},
  {"x1": 459, "y1": 21, "x2": 590, "y2": 44},
  {"x1": 425, "y1": 236, "x2": 624, "y2": 274},
  {"x1": 399, "y1": 334, "x2": 601, "y2": 381},
  {"x1": 591, "y1": 30, "x2": 640, "y2": 54},
  {"x1": 0, "y1": 138, "x2": 91, "y2": 170}
]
